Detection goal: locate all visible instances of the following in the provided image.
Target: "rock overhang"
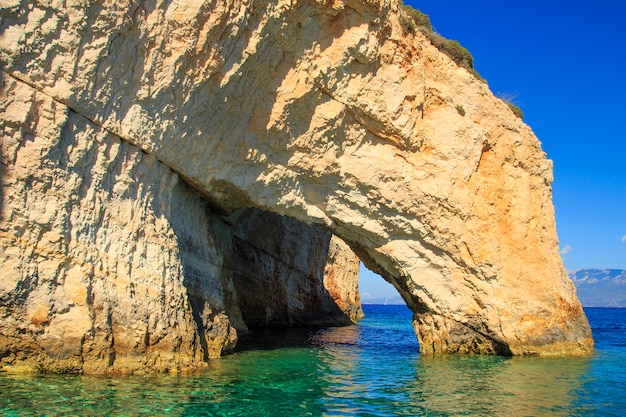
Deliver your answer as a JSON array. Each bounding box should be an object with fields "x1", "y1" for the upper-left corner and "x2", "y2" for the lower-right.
[{"x1": 0, "y1": 0, "x2": 593, "y2": 373}]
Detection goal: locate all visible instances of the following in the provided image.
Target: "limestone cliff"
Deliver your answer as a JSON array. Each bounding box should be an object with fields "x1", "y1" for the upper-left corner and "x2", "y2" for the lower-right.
[
  {"x1": 0, "y1": 75, "x2": 360, "y2": 373},
  {"x1": 1, "y1": 0, "x2": 592, "y2": 373}
]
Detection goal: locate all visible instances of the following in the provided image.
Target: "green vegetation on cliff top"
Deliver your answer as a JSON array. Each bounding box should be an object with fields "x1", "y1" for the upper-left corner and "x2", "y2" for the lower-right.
[
  {"x1": 398, "y1": 4, "x2": 480, "y2": 80},
  {"x1": 399, "y1": 3, "x2": 523, "y2": 120}
]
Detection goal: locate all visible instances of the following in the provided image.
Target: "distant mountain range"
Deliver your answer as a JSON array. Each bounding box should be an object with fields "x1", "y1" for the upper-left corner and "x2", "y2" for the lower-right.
[
  {"x1": 362, "y1": 269, "x2": 626, "y2": 307},
  {"x1": 569, "y1": 269, "x2": 626, "y2": 307},
  {"x1": 361, "y1": 295, "x2": 406, "y2": 305}
]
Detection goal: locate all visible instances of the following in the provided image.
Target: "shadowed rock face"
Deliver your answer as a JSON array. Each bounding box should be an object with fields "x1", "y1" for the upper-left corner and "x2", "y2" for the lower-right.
[{"x1": 0, "y1": 0, "x2": 592, "y2": 372}]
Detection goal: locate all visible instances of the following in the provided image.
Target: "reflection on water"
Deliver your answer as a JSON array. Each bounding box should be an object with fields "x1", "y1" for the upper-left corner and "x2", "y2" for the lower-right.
[
  {"x1": 1, "y1": 306, "x2": 625, "y2": 416},
  {"x1": 413, "y1": 355, "x2": 594, "y2": 416},
  {"x1": 311, "y1": 324, "x2": 594, "y2": 416}
]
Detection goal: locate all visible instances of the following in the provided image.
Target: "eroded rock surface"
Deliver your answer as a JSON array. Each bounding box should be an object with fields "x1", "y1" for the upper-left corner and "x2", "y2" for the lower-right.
[
  {"x1": 0, "y1": 76, "x2": 360, "y2": 373},
  {"x1": 1, "y1": 0, "x2": 592, "y2": 372},
  {"x1": 228, "y1": 208, "x2": 362, "y2": 328},
  {"x1": 323, "y1": 236, "x2": 363, "y2": 323}
]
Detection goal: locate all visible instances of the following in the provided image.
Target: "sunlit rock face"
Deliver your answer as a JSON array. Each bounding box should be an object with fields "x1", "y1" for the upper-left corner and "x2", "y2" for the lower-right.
[
  {"x1": 323, "y1": 236, "x2": 364, "y2": 324},
  {"x1": 0, "y1": 77, "x2": 360, "y2": 373},
  {"x1": 0, "y1": 0, "x2": 592, "y2": 373}
]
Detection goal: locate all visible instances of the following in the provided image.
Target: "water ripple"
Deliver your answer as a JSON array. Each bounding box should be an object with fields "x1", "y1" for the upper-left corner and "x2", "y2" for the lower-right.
[{"x1": 1, "y1": 306, "x2": 625, "y2": 416}]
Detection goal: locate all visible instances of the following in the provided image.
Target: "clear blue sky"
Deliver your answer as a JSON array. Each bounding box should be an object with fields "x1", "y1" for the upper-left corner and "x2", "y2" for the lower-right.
[{"x1": 360, "y1": 0, "x2": 626, "y2": 302}]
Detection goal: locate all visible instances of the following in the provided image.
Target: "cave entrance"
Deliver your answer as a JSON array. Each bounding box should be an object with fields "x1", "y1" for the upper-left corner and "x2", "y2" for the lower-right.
[
  {"x1": 223, "y1": 208, "x2": 419, "y2": 353},
  {"x1": 224, "y1": 205, "x2": 419, "y2": 353},
  {"x1": 225, "y1": 210, "x2": 361, "y2": 351}
]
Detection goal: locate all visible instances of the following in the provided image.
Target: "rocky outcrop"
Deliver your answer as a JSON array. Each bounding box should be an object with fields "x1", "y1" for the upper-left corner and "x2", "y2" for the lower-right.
[
  {"x1": 1, "y1": 0, "x2": 592, "y2": 372},
  {"x1": 0, "y1": 75, "x2": 360, "y2": 373},
  {"x1": 0, "y1": 81, "x2": 233, "y2": 373},
  {"x1": 324, "y1": 236, "x2": 364, "y2": 323}
]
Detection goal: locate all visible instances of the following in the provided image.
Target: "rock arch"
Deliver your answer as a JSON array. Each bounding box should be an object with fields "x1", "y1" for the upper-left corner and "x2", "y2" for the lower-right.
[{"x1": 0, "y1": 0, "x2": 592, "y2": 372}]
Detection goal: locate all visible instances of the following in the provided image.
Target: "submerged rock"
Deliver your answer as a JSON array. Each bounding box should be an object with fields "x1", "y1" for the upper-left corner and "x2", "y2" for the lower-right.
[{"x1": 0, "y1": 0, "x2": 591, "y2": 373}]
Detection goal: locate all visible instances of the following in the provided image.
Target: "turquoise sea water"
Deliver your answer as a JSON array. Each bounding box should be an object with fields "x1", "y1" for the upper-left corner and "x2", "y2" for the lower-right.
[{"x1": 1, "y1": 305, "x2": 625, "y2": 416}]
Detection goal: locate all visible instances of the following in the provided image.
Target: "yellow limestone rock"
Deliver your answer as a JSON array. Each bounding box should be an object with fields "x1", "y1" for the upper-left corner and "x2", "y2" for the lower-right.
[
  {"x1": 0, "y1": 76, "x2": 360, "y2": 373},
  {"x1": 0, "y1": 0, "x2": 592, "y2": 373}
]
